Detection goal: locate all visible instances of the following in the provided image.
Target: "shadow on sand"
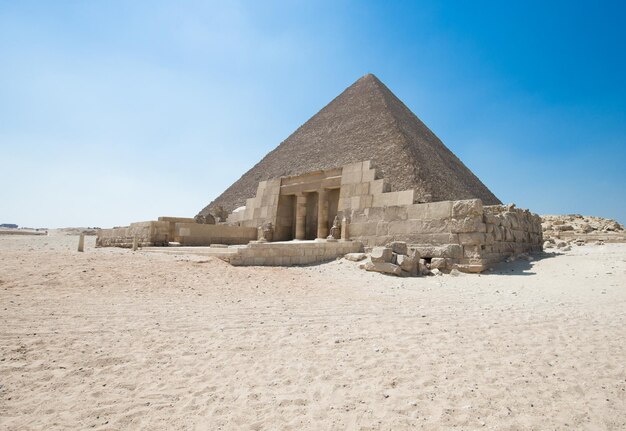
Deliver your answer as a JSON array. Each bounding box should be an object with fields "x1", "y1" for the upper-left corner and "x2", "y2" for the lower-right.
[{"x1": 483, "y1": 251, "x2": 560, "y2": 276}]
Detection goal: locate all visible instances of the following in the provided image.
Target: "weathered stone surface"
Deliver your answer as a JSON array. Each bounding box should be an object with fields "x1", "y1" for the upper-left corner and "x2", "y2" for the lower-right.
[
  {"x1": 458, "y1": 233, "x2": 486, "y2": 246},
  {"x1": 411, "y1": 244, "x2": 463, "y2": 259},
  {"x1": 363, "y1": 261, "x2": 402, "y2": 276},
  {"x1": 370, "y1": 247, "x2": 393, "y2": 263},
  {"x1": 344, "y1": 252, "x2": 366, "y2": 262},
  {"x1": 452, "y1": 199, "x2": 483, "y2": 218},
  {"x1": 396, "y1": 254, "x2": 418, "y2": 275},
  {"x1": 386, "y1": 241, "x2": 408, "y2": 255},
  {"x1": 418, "y1": 258, "x2": 430, "y2": 275},
  {"x1": 430, "y1": 257, "x2": 447, "y2": 270}
]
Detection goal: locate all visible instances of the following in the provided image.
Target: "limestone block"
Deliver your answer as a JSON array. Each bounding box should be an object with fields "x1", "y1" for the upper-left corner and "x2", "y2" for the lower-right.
[
  {"x1": 372, "y1": 193, "x2": 392, "y2": 207},
  {"x1": 484, "y1": 214, "x2": 498, "y2": 225},
  {"x1": 387, "y1": 221, "x2": 411, "y2": 235},
  {"x1": 493, "y1": 226, "x2": 503, "y2": 241},
  {"x1": 397, "y1": 190, "x2": 415, "y2": 206},
  {"x1": 412, "y1": 244, "x2": 463, "y2": 259},
  {"x1": 459, "y1": 232, "x2": 486, "y2": 245},
  {"x1": 450, "y1": 217, "x2": 487, "y2": 233},
  {"x1": 383, "y1": 206, "x2": 408, "y2": 222},
  {"x1": 370, "y1": 179, "x2": 386, "y2": 195},
  {"x1": 386, "y1": 241, "x2": 408, "y2": 255},
  {"x1": 363, "y1": 261, "x2": 402, "y2": 276},
  {"x1": 345, "y1": 253, "x2": 366, "y2": 262},
  {"x1": 426, "y1": 201, "x2": 453, "y2": 220},
  {"x1": 370, "y1": 247, "x2": 393, "y2": 263},
  {"x1": 362, "y1": 169, "x2": 376, "y2": 183},
  {"x1": 348, "y1": 222, "x2": 378, "y2": 237},
  {"x1": 341, "y1": 171, "x2": 363, "y2": 185},
  {"x1": 452, "y1": 199, "x2": 483, "y2": 218},
  {"x1": 364, "y1": 207, "x2": 385, "y2": 221},
  {"x1": 405, "y1": 233, "x2": 459, "y2": 245},
  {"x1": 406, "y1": 203, "x2": 428, "y2": 220},
  {"x1": 396, "y1": 254, "x2": 418, "y2": 275}
]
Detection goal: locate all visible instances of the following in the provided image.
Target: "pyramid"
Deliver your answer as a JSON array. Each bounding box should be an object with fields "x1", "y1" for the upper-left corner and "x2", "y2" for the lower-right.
[{"x1": 199, "y1": 74, "x2": 500, "y2": 216}]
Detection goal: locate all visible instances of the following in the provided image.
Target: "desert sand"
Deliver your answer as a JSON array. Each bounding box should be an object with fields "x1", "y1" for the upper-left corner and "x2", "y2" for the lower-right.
[{"x1": 1, "y1": 235, "x2": 625, "y2": 430}]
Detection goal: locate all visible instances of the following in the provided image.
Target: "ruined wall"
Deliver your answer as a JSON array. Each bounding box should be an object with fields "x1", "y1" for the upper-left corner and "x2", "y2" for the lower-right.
[
  {"x1": 158, "y1": 216, "x2": 197, "y2": 243},
  {"x1": 479, "y1": 205, "x2": 543, "y2": 264},
  {"x1": 240, "y1": 179, "x2": 281, "y2": 229},
  {"x1": 346, "y1": 199, "x2": 543, "y2": 272},
  {"x1": 174, "y1": 223, "x2": 257, "y2": 246},
  {"x1": 96, "y1": 221, "x2": 170, "y2": 248},
  {"x1": 97, "y1": 219, "x2": 258, "y2": 248},
  {"x1": 338, "y1": 161, "x2": 414, "y2": 212}
]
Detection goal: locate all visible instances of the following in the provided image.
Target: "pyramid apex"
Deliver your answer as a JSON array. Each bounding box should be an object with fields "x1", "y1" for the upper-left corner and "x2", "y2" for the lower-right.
[{"x1": 357, "y1": 73, "x2": 381, "y2": 83}]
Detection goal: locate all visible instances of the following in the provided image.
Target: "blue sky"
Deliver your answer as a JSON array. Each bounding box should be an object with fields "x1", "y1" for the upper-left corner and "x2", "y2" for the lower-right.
[{"x1": 1, "y1": 0, "x2": 624, "y2": 227}]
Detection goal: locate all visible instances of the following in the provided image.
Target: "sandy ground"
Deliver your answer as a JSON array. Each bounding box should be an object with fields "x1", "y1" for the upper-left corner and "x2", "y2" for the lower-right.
[{"x1": 1, "y1": 235, "x2": 625, "y2": 430}]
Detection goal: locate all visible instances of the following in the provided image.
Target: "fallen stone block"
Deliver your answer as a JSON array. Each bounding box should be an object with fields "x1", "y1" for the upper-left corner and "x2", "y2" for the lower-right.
[
  {"x1": 344, "y1": 252, "x2": 366, "y2": 262},
  {"x1": 386, "y1": 241, "x2": 408, "y2": 255},
  {"x1": 370, "y1": 247, "x2": 393, "y2": 263},
  {"x1": 396, "y1": 254, "x2": 418, "y2": 275},
  {"x1": 363, "y1": 261, "x2": 402, "y2": 276}
]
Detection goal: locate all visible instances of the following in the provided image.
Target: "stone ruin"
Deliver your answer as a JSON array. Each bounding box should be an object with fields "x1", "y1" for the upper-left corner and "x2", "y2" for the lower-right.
[
  {"x1": 541, "y1": 214, "x2": 625, "y2": 250},
  {"x1": 97, "y1": 74, "x2": 546, "y2": 273},
  {"x1": 96, "y1": 160, "x2": 543, "y2": 273}
]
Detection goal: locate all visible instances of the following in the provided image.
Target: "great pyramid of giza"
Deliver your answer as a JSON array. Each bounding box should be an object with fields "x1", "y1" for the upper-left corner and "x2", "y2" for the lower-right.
[{"x1": 198, "y1": 74, "x2": 500, "y2": 216}]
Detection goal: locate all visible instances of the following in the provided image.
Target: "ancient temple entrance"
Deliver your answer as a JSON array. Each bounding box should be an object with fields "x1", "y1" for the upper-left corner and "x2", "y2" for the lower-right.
[{"x1": 272, "y1": 167, "x2": 343, "y2": 241}]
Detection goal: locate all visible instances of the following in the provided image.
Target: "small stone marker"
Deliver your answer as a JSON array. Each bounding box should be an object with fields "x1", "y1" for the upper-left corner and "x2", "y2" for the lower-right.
[
  {"x1": 340, "y1": 216, "x2": 349, "y2": 241},
  {"x1": 132, "y1": 236, "x2": 138, "y2": 251},
  {"x1": 77, "y1": 233, "x2": 85, "y2": 252}
]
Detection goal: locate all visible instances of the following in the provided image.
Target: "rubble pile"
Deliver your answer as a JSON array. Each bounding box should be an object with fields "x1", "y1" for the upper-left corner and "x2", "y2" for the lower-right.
[
  {"x1": 541, "y1": 214, "x2": 625, "y2": 247},
  {"x1": 351, "y1": 241, "x2": 447, "y2": 277}
]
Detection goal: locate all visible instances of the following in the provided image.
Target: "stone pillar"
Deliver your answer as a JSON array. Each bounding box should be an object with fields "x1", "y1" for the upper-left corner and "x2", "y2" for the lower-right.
[
  {"x1": 341, "y1": 216, "x2": 349, "y2": 241},
  {"x1": 295, "y1": 193, "x2": 307, "y2": 240},
  {"x1": 317, "y1": 189, "x2": 329, "y2": 239},
  {"x1": 77, "y1": 233, "x2": 85, "y2": 252}
]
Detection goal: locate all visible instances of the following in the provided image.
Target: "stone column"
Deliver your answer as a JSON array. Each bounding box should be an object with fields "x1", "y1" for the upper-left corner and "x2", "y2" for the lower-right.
[
  {"x1": 341, "y1": 216, "x2": 349, "y2": 241},
  {"x1": 317, "y1": 189, "x2": 329, "y2": 239},
  {"x1": 295, "y1": 193, "x2": 307, "y2": 240}
]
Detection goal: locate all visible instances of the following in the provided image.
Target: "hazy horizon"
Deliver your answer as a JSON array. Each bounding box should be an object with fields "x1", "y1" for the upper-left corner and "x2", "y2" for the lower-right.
[{"x1": 1, "y1": 1, "x2": 625, "y2": 228}]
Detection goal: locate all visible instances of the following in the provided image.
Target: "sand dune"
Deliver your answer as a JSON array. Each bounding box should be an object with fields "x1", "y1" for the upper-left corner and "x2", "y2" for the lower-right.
[{"x1": 1, "y1": 235, "x2": 625, "y2": 430}]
